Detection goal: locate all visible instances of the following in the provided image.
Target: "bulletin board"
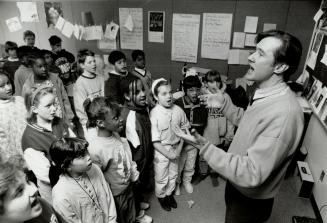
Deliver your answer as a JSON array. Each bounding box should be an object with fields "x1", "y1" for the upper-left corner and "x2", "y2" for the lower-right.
[
  {"x1": 0, "y1": 0, "x2": 321, "y2": 90},
  {"x1": 306, "y1": 31, "x2": 327, "y2": 86}
]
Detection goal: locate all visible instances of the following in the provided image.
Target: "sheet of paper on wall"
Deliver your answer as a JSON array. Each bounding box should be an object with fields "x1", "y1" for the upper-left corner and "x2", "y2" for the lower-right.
[
  {"x1": 6, "y1": 17, "x2": 22, "y2": 32},
  {"x1": 263, "y1": 23, "x2": 277, "y2": 31},
  {"x1": 78, "y1": 25, "x2": 85, "y2": 40},
  {"x1": 232, "y1": 32, "x2": 245, "y2": 48},
  {"x1": 16, "y1": 2, "x2": 39, "y2": 22},
  {"x1": 201, "y1": 13, "x2": 233, "y2": 60},
  {"x1": 119, "y1": 8, "x2": 143, "y2": 50},
  {"x1": 93, "y1": 26, "x2": 103, "y2": 40},
  {"x1": 320, "y1": 44, "x2": 327, "y2": 66},
  {"x1": 82, "y1": 26, "x2": 92, "y2": 40},
  {"x1": 239, "y1": 50, "x2": 249, "y2": 65},
  {"x1": 244, "y1": 16, "x2": 258, "y2": 33},
  {"x1": 98, "y1": 38, "x2": 117, "y2": 51},
  {"x1": 316, "y1": 87, "x2": 327, "y2": 116},
  {"x1": 104, "y1": 22, "x2": 119, "y2": 40},
  {"x1": 172, "y1": 14, "x2": 200, "y2": 63},
  {"x1": 73, "y1": 24, "x2": 80, "y2": 39},
  {"x1": 148, "y1": 11, "x2": 165, "y2": 43},
  {"x1": 307, "y1": 32, "x2": 324, "y2": 69},
  {"x1": 245, "y1": 33, "x2": 256, "y2": 47},
  {"x1": 103, "y1": 55, "x2": 109, "y2": 65},
  {"x1": 124, "y1": 14, "x2": 134, "y2": 31},
  {"x1": 228, "y1": 49, "x2": 240, "y2": 64},
  {"x1": 55, "y1": 16, "x2": 65, "y2": 31},
  {"x1": 62, "y1": 21, "x2": 74, "y2": 38},
  {"x1": 313, "y1": 9, "x2": 324, "y2": 22}
]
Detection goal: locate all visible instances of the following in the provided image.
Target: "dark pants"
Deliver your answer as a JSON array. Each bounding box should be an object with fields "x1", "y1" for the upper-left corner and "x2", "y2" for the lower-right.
[
  {"x1": 224, "y1": 181, "x2": 274, "y2": 223},
  {"x1": 113, "y1": 184, "x2": 136, "y2": 223}
]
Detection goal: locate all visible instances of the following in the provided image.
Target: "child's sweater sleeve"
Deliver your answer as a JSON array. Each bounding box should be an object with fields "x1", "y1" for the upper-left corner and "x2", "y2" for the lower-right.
[
  {"x1": 150, "y1": 112, "x2": 161, "y2": 142},
  {"x1": 73, "y1": 81, "x2": 88, "y2": 126},
  {"x1": 57, "y1": 77, "x2": 74, "y2": 122},
  {"x1": 53, "y1": 194, "x2": 81, "y2": 223},
  {"x1": 24, "y1": 148, "x2": 50, "y2": 183},
  {"x1": 94, "y1": 165, "x2": 117, "y2": 223}
]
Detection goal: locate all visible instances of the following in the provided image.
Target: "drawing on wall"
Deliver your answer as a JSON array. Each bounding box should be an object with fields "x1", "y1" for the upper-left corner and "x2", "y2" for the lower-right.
[
  {"x1": 148, "y1": 11, "x2": 165, "y2": 43},
  {"x1": 44, "y1": 2, "x2": 63, "y2": 28}
]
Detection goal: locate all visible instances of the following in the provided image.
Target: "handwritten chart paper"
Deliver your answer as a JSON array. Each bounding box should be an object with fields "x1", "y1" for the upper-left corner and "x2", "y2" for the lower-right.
[
  {"x1": 201, "y1": 13, "x2": 233, "y2": 60},
  {"x1": 172, "y1": 14, "x2": 200, "y2": 63},
  {"x1": 232, "y1": 32, "x2": 245, "y2": 48},
  {"x1": 119, "y1": 8, "x2": 143, "y2": 50}
]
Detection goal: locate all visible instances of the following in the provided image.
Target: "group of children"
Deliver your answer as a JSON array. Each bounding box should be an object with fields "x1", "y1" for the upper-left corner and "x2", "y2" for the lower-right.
[{"x1": 0, "y1": 30, "x2": 235, "y2": 223}]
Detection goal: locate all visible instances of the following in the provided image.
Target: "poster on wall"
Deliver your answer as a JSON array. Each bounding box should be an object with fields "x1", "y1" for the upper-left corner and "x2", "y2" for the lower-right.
[
  {"x1": 148, "y1": 11, "x2": 165, "y2": 43},
  {"x1": 201, "y1": 13, "x2": 233, "y2": 60},
  {"x1": 171, "y1": 14, "x2": 200, "y2": 63},
  {"x1": 44, "y1": 2, "x2": 64, "y2": 28},
  {"x1": 16, "y1": 2, "x2": 39, "y2": 22},
  {"x1": 119, "y1": 8, "x2": 143, "y2": 50}
]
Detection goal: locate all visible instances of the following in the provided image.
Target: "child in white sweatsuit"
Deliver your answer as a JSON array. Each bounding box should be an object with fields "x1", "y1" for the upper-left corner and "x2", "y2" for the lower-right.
[{"x1": 150, "y1": 78, "x2": 189, "y2": 212}]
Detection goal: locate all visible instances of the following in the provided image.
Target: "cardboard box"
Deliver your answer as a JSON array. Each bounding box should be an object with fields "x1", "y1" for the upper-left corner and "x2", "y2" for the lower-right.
[{"x1": 294, "y1": 161, "x2": 314, "y2": 198}]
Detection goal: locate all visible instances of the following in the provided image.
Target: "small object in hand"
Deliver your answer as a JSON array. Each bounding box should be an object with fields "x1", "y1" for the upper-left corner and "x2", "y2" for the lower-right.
[{"x1": 187, "y1": 200, "x2": 195, "y2": 208}]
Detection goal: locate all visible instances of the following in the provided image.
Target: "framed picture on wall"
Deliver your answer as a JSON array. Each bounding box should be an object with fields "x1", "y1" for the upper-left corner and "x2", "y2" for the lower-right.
[{"x1": 148, "y1": 11, "x2": 165, "y2": 43}]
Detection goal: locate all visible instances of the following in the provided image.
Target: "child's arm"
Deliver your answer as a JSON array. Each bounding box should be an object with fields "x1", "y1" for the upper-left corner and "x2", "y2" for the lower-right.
[
  {"x1": 23, "y1": 148, "x2": 50, "y2": 183},
  {"x1": 224, "y1": 119, "x2": 235, "y2": 146},
  {"x1": 153, "y1": 142, "x2": 179, "y2": 160}
]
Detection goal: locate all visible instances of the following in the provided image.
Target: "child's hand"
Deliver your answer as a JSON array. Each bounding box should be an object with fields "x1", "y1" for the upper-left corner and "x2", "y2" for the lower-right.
[{"x1": 172, "y1": 125, "x2": 197, "y2": 144}]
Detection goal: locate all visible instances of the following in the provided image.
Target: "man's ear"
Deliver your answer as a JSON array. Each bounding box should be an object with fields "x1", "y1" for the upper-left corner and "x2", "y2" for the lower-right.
[
  {"x1": 274, "y1": 63, "x2": 289, "y2": 75},
  {"x1": 96, "y1": 120, "x2": 105, "y2": 128},
  {"x1": 124, "y1": 92, "x2": 131, "y2": 101}
]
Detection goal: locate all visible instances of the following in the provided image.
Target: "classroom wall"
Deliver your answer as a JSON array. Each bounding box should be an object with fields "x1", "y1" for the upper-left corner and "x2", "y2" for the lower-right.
[{"x1": 0, "y1": 0, "x2": 321, "y2": 89}]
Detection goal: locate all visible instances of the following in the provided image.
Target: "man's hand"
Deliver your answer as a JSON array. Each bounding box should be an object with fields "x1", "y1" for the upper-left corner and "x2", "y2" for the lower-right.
[{"x1": 199, "y1": 90, "x2": 225, "y2": 108}]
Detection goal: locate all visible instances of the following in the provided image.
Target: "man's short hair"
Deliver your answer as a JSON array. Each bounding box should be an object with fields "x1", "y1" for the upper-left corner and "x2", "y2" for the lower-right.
[
  {"x1": 256, "y1": 30, "x2": 302, "y2": 81},
  {"x1": 183, "y1": 76, "x2": 202, "y2": 92},
  {"x1": 48, "y1": 35, "x2": 62, "y2": 46},
  {"x1": 108, "y1": 50, "x2": 126, "y2": 65},
  {"x1": 77, "y1": 49, "x2": 94, "y2": 64},
  {"x1": 23, "y1": 30, "x2": 35, "y2": 39},
  {"x1": 5, "y1": 41, "x2": 18, "y2": 53},
  {"x1": 131, "y1": 50, "x2": 145, "y2": 61}
]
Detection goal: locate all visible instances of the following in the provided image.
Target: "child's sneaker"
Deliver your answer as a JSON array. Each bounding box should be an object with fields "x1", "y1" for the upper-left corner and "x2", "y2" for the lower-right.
[
  {"x1": 183, "y1": 181, "x2": 193, "y2": 194},
  {"x1": 140, "y1": 202, "x2": 150, "y2": 210},
  {"x1": 136, "y1": 214, "x2": 153, "y2": 223},
  {"x1": 175, "y1": 184, "x2": 181, "y2": 196}
]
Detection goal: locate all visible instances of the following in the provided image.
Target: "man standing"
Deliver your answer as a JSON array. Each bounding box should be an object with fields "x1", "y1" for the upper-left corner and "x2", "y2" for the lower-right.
[{"x1": 178, "y1": 30, "x2": 304, "y2": 223}]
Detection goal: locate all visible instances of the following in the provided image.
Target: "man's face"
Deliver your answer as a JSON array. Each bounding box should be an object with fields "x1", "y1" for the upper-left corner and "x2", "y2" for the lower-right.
[
  {"x1": 33, "y1": 58, "x2": 48, "y2": 79},
  {"x1": 51, "y1": 43, "x2": 62, "y2": 53},
  {"x1": 245, "y1": 37, "x2": 282, "y2": 85},
  {"x1": 114, "y1": 58, "x2": 127, "y2": 74},
  {"x1": 24, "y1": 36, "x2": 35, "y2": 47},
  {"x1": 0, "y1": 172, "x2": 42, "y2": 222}
]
